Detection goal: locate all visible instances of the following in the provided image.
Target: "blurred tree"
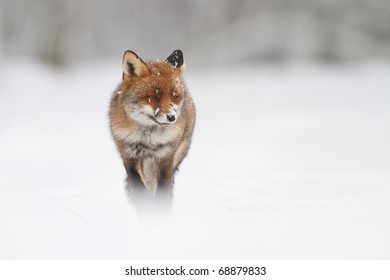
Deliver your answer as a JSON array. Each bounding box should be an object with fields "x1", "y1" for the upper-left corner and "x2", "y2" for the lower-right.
[{"x1": 1, "y1": 0, "x2": 390, "y2": 66}]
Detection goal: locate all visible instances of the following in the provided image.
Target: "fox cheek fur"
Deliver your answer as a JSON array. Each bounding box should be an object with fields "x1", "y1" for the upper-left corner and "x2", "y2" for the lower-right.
[{"x1": 109, "y1": 50, "x2": 196, "y2": 195}]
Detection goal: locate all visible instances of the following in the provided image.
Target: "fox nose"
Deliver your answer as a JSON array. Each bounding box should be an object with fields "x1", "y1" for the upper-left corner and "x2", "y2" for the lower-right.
[{"x1": 167, "y1": 114, "x2": 176, "y2": 123}]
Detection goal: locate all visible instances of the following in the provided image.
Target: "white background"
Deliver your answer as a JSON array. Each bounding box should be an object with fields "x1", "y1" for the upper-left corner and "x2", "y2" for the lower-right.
[{"x1": 0, "y1": 59, "x2": 389, "y2": 259}]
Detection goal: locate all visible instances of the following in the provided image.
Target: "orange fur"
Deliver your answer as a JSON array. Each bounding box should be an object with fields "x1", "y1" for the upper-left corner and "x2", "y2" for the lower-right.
[{"x1": 109, "y1": 50, "x2": 196, "y2": 196}]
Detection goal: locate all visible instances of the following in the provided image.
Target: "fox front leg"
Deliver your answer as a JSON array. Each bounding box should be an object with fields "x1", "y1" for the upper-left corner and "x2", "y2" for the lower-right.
[
  {"x1": 124, "y1": 159, "x2": 147, "y2": 193},
  {"x1": 125, "y1": 157, "x2": 159, "y2": 194},
  {"x1": 157, "y1": 164, "x2": 175, "y2": 195},
  {"x1": 139, "y1": 157, "x2": 158, "y2": 194}
]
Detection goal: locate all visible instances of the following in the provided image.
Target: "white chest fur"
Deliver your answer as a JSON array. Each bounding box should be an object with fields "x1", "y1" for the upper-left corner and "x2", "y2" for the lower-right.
[{"x1": 113, "y1": 125, "x2": 180, "y2": 159}]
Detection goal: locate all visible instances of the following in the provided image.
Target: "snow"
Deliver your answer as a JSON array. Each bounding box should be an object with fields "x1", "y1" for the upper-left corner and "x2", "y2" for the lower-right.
[{"x1": 0, "y1": 59, "x2": 389, "y2": 259}]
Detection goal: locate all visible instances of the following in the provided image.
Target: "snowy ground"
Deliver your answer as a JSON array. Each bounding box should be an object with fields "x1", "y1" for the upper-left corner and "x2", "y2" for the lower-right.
[{"x1": 0, "y1": 59, "x2": 389, "y2": 259}]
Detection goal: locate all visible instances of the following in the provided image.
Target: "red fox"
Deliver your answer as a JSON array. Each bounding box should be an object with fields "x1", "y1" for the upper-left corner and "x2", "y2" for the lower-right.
[{"x1": 109, "y1": 50, "x2": 196, "y2": 195}]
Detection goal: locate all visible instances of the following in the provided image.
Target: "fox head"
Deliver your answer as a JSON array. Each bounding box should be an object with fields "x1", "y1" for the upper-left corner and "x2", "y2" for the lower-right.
[{"x1": 117, "y1": 50, "x2": 186, "y2": 127}]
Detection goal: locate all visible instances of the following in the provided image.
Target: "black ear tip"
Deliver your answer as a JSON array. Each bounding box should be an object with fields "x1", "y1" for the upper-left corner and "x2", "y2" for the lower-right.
[
  {"x1": 166, "y1": 49, "x2": 184, "y2": 68},
  {"x1": 173, "y1": 49, "x2": 183, "y2": 56}
]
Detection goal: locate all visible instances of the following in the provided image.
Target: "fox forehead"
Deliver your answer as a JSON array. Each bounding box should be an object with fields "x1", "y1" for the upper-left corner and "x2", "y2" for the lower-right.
[
  {"x1": 146, "y1": 62, "x2": 182, "y2": 91},
  {"x1": 121, "y1": 62, "x2": 182, "y2": 96},
  {"x1": 147, "y1": 61, "x2": 176, "y2": 76}
]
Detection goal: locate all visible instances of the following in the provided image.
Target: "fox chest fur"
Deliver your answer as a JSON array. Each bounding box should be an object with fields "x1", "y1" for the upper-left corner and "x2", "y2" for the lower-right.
[
  {"x1": 109, "y1": 50, "x2": 195, "y2": 194},
  {"x1": 110, "y1": 107, "x2": 188, "y2": 160}
]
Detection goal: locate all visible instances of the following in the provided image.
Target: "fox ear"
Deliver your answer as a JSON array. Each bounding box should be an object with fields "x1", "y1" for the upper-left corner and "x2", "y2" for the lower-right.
[
  {"x1": 166, "y1": 49, "x2": 185, "y2": 72},
  {"x1": 122, "y1": 50, "x2": 148, "y2": 78}
]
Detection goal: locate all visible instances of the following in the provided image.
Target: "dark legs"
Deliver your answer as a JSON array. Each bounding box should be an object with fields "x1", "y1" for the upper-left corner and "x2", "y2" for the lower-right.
[
  {"x1": 124, "y1": 159, "x2": 174, "y2": 195},
  {"x1": 123, "y1": 159, "x2": 173, "y2": 217}
]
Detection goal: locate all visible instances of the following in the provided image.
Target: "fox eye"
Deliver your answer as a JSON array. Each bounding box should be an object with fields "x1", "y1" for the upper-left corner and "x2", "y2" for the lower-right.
[{"x1": 172, "y1": 95, "x2": 180, "y2": 101}]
